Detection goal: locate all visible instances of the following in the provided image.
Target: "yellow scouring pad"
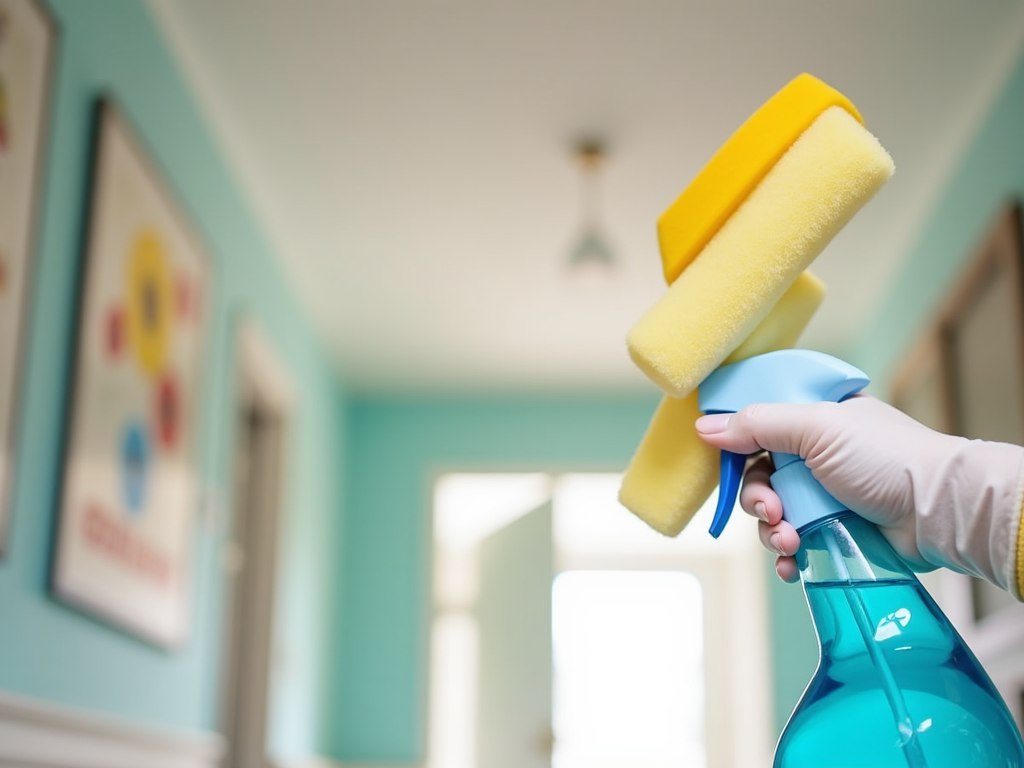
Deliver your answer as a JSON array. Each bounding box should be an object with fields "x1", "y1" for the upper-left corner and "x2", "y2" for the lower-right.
[
  {"x1": 620, "y1": 271, "x2": 825, "y2": 536},
  {"x1": 627, "y1": 102, "x2": 894, "y2": 400}
]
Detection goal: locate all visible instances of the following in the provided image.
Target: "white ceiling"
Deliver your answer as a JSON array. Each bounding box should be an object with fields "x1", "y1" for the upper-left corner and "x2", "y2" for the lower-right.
[{"x1": 152, "y1": 0, "x2": 1024, "y2": 395}]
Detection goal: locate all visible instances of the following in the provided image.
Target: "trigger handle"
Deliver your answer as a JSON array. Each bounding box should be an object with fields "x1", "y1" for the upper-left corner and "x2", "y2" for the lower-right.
[{"x1": 709, "y1": 450, "x2": 747, "y2": 538}]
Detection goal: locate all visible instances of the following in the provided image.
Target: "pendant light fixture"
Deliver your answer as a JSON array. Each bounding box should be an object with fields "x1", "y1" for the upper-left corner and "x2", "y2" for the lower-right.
[{"x1": 567, "y1": 140, "x2": 616, "y2": 279}]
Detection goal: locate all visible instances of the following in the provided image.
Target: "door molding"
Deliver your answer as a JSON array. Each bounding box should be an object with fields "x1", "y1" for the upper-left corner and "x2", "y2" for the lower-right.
[{"x1": 218, "y1": 318, "x2": 294, "y2": 768}]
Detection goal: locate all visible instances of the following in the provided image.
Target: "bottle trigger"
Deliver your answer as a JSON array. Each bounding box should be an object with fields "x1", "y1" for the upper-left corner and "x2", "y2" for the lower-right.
[{"x1": 709, "y1": 450, "x2": 747, "y2": 538}]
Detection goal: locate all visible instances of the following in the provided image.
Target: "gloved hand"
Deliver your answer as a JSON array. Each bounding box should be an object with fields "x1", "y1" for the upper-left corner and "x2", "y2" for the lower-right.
[{"x1": 695, "y1": 395, "x2": 1024, "y2": 596}]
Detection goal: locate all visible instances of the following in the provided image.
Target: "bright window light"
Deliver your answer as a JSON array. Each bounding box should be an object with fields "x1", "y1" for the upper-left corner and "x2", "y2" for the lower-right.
[{"x1": 552, "y1": 570, "x2": 705, "y2": 768}]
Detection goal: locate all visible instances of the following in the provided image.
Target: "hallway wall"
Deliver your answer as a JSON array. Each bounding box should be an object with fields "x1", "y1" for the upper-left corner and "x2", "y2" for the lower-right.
[{"x1": 2, "y1": 1, "x2": 345, "y2": 762}]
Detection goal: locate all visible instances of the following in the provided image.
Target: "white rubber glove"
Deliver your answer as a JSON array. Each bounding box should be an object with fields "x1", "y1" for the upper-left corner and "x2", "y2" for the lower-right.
[{"x1": 695, "y1": 395, "x2": 1024, "y2": 597}]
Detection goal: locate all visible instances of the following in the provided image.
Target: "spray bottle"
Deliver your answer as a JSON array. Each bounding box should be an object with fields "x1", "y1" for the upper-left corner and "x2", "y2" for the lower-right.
[{"x1": 698, "y1": 348, "x2": 1024, "y2": 768}]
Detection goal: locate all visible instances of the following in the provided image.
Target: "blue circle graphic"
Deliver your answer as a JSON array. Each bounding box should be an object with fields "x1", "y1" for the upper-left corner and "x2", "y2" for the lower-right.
[{"x1": 121, "y1": 422, "x2": 150, "y2": 515}]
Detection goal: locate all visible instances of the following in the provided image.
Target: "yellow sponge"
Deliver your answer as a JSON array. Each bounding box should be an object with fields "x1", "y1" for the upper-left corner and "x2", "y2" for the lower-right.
[
  {"x1": 620, "y1": 271, "x2": 826, "y2": 536},
  {"x1": 723, "y1": 271, "x2": 826, "y2": 365},
  {"x1": 619, "y1": 393, "x2": 716, "y2": 537},
  {"x1": 620, "y1": 74, "x2": 894, "y2": 536},
  {"x1": 627, "y1": 105, "x2": 894, "y2": 399}
]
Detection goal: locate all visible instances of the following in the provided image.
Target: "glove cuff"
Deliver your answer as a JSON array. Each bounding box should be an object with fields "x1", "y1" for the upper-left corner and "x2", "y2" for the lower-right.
[
  {"x1": 916, "y1": 439, "x2": 1024, "y2": 596},
  {"x1": 1011, "y1": 457, "x2": 1024, "y2": 600}
]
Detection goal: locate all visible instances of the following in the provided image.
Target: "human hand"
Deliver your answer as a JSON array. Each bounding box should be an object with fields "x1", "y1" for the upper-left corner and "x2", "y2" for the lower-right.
[{"x1": 695, "y1": 395, "x2": 1024, "y2": 595}]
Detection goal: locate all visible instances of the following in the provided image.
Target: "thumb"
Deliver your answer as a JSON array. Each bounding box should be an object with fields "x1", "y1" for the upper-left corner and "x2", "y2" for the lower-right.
[{"x1": 695, "y1": 401, "x2": 833, "y2": 457}]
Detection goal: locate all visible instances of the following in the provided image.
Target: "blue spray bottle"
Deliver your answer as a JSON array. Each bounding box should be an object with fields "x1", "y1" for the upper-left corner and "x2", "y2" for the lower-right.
[{"x1": 698, "y1": 349, "x2": 1024, "y2": 768}]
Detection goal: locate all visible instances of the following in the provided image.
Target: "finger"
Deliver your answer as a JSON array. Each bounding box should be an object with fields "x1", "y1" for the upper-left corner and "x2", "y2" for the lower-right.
[
  {"x1": 739, "y1": 456, "x2": 784, "y2": 524},
  {"x1": 695, "y1": 401, "x2": 833, "y2": 457},
  {"x1": 759, "y1": 518, "x2": 800, "y2": 557},
  {"x1": 775, "y1": 556, "x2": 800, "y2": 583}
]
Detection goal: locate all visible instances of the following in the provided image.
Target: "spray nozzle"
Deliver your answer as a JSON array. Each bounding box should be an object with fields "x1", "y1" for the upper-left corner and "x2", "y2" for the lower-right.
[{"x1": 698, "y1": 350, "x2": 870, "y2": 538}]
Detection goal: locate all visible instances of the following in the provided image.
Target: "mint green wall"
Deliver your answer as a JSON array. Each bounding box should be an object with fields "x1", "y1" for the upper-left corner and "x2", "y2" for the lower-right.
[
  {"x1": 5, "y1": 0, "x2": 344, "y2": 760},
  {"x1": 335, "y1": 394, "x2": 707, "y2": 760},
  {"x1": 848, "y1": 50, "x2": 1024, "y2": 388}
]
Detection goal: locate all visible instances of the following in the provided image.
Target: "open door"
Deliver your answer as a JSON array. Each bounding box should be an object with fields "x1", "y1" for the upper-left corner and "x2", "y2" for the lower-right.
[{"x1": 476, "y1": 501, "x2": 554, "y2": 768}]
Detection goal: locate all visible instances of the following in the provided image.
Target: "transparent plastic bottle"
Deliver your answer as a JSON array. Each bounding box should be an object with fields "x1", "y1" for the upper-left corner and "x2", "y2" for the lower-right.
[{"x1": 774, "y1": 513, "x2": 1024, "y2": 768}]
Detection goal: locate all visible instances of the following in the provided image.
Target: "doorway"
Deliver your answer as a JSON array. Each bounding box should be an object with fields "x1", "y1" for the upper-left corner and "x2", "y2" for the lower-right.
[
  {"x1": 219, "y1": 323, "x2": 292, "y2": 768},
  {"x1": 428, "y1": 472, "x2": 773, "y2": 768}
]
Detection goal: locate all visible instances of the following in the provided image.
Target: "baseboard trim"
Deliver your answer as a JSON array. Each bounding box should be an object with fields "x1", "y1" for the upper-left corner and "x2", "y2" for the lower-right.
[{"x1": 0, "y1": 690, "x2": 224, "y2": 768}]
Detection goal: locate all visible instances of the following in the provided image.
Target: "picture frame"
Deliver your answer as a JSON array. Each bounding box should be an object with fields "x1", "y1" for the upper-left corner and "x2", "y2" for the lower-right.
[
  {"x1": 52, "y1": 99, "x2": 209, "y2": 648},
  {"x1": 891, "y1": 202, "x2": 1024, "y2": 723},
  {"x1": 0, "y1": 0, "x2": 57, "y2": 555}
]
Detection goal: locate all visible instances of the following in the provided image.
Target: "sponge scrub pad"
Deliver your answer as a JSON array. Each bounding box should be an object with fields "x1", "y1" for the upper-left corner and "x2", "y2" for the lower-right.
[
  {"x1": 620, "y1": 271, "x2": 826, "y2": 536},
  {"x1": 627, "y1": 106, "x2": 894, "y2": 400}
]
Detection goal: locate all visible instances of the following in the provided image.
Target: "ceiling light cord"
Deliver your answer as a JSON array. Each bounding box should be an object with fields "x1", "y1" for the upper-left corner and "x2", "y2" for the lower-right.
[{"x1": 568, "y1": 141, "x2": 616, "y2": 278}]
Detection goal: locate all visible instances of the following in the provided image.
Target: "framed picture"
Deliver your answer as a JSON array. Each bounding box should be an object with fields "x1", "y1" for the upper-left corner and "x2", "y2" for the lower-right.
[
  {"x1": 0, "y1": 0, "x2": 56, "y2": 554},
  {"x1": 52, "y1": 100, "x2": 209, "y2": 647},
  {"x1": 891, "y1": 203, "x2": 1024, "y2": 724}
]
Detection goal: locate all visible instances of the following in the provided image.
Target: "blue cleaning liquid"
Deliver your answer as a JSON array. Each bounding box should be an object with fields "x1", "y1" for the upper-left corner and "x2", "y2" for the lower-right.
[{"x1": 775, "y1": 578, "x2": 1024, "y2": 768}]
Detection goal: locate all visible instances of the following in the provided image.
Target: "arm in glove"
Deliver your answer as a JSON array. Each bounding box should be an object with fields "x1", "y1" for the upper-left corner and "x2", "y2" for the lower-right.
[{"x1": 695, "y1": 395, "x2": 1024, "y2": 597}]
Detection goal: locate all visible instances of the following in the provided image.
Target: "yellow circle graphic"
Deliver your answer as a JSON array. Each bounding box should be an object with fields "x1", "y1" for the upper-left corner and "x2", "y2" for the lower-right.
[{"x1": 125, "y1": 228, "x2": 173, "y2": 378}]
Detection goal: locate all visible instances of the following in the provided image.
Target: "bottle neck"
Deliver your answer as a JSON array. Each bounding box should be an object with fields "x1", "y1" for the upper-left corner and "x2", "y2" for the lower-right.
[
  {"x1": 796, "y1": 513, "x2": 913, "y2": 585},
  {"x1": 771, "y1": 456, "x2": 850, "y2": 531}
]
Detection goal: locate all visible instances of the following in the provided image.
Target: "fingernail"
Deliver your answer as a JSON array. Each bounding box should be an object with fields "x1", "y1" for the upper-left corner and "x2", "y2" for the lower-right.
[
  {"x1": 695, "y1": 413, "x2": 731, "y2": 434},
  {"x1": 770, "y1": 533, "x2": 785, "y2": 555},
  {"x1": 754, "y1": 501, "x2": 768, "y2": 522}
]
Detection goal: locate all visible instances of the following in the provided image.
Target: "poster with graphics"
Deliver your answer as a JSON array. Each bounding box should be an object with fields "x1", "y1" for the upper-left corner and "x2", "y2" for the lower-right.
[
  {"x1": 53, "y1": 101, "x2": 208, "y2": 647},
  {"x1": 0, "y1": 0, "x2": 54, "y2": 553}
]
